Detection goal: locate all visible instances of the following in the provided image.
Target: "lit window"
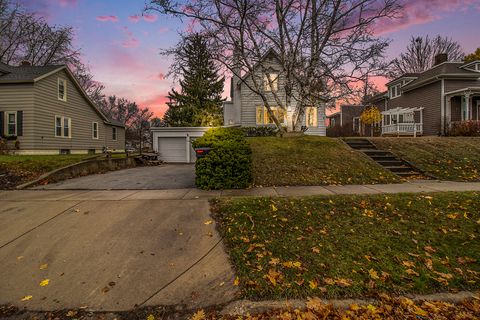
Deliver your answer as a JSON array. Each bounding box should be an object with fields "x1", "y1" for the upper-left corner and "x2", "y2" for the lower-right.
[
  {"x1": 58, "y1": 78, "x2": 67, "y2": 101},
  {"x1": 92, "y1": 122, "x2": 99, "y2": 139},
  {"x1": 306, "y1": 107, "x2": 318, "y2": 127},
  {"x1": 6, "y1": 112, "x2": 17, "y2": 136},
  {"x1": 112, "y1": 127, "x2": 117, "y2": 141},
  {"x1": 263, "y1": 73, "x2": 278, "y2": 92},
  {"x1": 255, "y1": 106, "x2": 286, "y2": 125}
]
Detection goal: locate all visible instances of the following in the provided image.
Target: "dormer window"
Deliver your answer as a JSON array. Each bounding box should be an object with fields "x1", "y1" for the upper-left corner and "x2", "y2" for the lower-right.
[
  {"x1": 58, "y1": 78, "x2": 67, "y2": 101},
  {"x1": 264, "y1": 73, "x2": 278, "y2": 92},
  {"x1": 389, "y1": 83, "x2": 401, "y2": 99}
]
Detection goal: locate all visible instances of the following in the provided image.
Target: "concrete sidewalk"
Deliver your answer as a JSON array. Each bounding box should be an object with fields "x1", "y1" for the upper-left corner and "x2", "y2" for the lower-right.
[
  {"x1": 0, "y1": 197, "x2": 237, "y2": 311},
  {"x1": 3, "y1": 181, "x2": 480, "y2": 201}
]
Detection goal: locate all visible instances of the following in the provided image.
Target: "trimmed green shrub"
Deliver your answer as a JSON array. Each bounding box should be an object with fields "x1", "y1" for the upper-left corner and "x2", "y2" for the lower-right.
[
  {"x1": 193, "y1": 127, "x2": 252, "y2": 189},
  {"x1": 241, "y1": 126, "x2": 278, "y2": 137}
]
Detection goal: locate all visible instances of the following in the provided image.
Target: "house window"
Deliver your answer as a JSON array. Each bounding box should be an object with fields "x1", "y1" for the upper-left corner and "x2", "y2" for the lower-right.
[
  {"x1": 263, "y1": 73, "x2": 278, "y2": 92},
  {"x1": 6, "y1": 111, "x2": 17, "y2": 136},
  {"x1": 55, "y1": 116, "x2": 71, "y2": 138},
  {"x1": 58, "y1": 78, "x2": 67, "y2": 101},
  {"x1": 112, "y1": 127, "x2": 117, "y2": 141},
  {"x1": 389, "y1": 84, "x2": 401, "y2": 99},
  {"x1": 306, "y1": 107, "x2": 318, "y2": 127},
  {"x1": 353, "y1": 117, "x2": 360, "y2": 133},
  {"x1": 92, "y1": 122, "x2": 99, "y2": 139},
  {"x1": 255, "y1": 106, "x2": 286, "y2": 125}
]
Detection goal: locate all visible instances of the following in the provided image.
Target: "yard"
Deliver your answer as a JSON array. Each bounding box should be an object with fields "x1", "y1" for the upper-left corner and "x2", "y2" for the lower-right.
[
  {"x1": 371, "y1": 137, "x2": 480, "y2": 181},
  {"x1": 249, "y1": 136, "x2": 399, "y2": 186},
  {"x1": 212, "y1": 192, "x2": 480, "y2": 300},
  {"x1": 0, "y1": 154, "x2": 95, "y2": 189}
]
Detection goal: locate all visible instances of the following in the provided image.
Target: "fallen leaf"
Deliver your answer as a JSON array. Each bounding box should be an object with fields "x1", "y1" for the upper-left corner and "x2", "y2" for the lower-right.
[
  {"x1": 308, "y1": 279, "x2": 318, "y2": 289},
  {"x1": 21, "y1": 295, "x2": 32, "y2": 301},
  {"x1": 306, "y1": 297, "x2": 324, "y2": 312},
  {"x1": 39, "y1": 279, "x2": 49, "y2": 287},
  {"x1": 39, "y1": 264, "x2": 48, "y2": 270},
  {"x1": 405, "y1": 269, "x2": 419, "y2": 277},
  {"x1": 146, "y1": 314, "x2": 155, "y2": 320},
  {"x1": 66, "y1": 310, "x2": 77, "y2": 317},
  {"x1": 191, "y1": 309, "x2": 206, "y2": 320},
  {"x1": 203, "y1": 220, "x2": 213, "y2": 225},
  {"x1": 233, "y1": 277, "x2": 240, "y2": 286},
  {"x1": 369, "y1": 268, "x2": 379, "y2": 280}
]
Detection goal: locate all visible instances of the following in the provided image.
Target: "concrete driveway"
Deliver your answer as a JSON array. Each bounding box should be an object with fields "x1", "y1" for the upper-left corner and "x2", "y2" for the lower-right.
[
  {"x1": 0, "y1": 190, "x2": 237, "y2": 311},
  {"x1": 37, "y1": 164, "x2": 196, "y2": 190}
]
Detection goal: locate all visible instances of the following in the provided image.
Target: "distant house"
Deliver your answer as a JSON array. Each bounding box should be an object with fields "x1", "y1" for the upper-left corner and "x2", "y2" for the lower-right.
[
  {"x1": 0, "y1": 62, "x2": 125, "y2": 155},
  {"x1": 368, "y1": 54, "x2": 480, "y2": 136},
  {"x1": 223, "y1": 49, "x2": 327, "y2": 136}
]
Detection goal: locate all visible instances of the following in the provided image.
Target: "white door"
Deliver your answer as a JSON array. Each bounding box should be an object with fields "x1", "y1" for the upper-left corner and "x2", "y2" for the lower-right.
[{"x1": 158, "y1": 137, "x2": 187, "y2": 163}]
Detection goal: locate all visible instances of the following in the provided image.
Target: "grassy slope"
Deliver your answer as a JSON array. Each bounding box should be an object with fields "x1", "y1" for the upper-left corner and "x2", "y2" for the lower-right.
[
  {"x1": 249, "y1": 136, "x2": 399, "y2": 186},
  {"x1": 213, "y1": 192, "x2": 480, "y2": 300},
  {"x1": 371, "y1": 137, "x2": 480, "y2": 181},
  {"x1": 0, "y1": 154, "x2": 94, "y2": 183}
]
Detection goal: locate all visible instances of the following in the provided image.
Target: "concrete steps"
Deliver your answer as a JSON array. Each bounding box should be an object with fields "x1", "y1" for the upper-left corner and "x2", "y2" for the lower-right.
[{"x1": 345, "y1": 138, "x2": 424, "y2": 179}]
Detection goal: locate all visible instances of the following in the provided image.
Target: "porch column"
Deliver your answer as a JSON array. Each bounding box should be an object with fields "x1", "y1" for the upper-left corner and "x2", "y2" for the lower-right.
[
  {"x1": 464, "y1": 93, "x2": 471, "y2": 120},
  {"x1": 420, "y1": 109, "x2": 423, "y2": 134},
  {"x1": 445, "y1": 96, "x2": 451, "y2": 128}
]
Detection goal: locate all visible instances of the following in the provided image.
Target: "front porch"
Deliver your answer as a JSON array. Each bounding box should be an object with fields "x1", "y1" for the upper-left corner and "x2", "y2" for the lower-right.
[
  {"x1": 381, "y1": 107, "x2": 424, "y2": 137},
  {"x1": 445, "y1": 88, "x2": 480, "y2": 128}
]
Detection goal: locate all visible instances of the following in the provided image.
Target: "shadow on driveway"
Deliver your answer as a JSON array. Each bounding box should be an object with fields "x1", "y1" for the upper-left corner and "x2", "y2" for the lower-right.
[{"x1": 36, "y1": 164, "x2": 196, "y2": 190}]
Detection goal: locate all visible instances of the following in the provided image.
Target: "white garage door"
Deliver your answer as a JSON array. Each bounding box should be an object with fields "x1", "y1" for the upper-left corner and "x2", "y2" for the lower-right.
[{"x1": 158, "y1": 137, "x2": 187, "y2": 163}]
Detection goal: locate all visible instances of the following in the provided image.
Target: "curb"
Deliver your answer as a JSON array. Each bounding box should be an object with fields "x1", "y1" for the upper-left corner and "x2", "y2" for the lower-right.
[{"x1": 220, "y1": 291, "x2": 478, "y2": 316}]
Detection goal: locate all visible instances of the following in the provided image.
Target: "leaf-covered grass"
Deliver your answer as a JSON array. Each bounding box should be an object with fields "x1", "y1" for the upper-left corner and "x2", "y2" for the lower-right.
[
  {"x1": 0, "y1": 154, "x2": 95, "y2": 188},
  {"x1": 371, "y1": 137, "x2": 480, "y2": 181},
  {"x1": 249, "y1": 136, "x2": 399, "y2": 186},
  {"x1": 212, "y1": 192, "x2": 480, "y2": 300}
]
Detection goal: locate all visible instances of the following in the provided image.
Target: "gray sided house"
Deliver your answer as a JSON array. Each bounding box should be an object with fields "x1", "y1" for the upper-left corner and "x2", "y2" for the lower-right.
[
  {"x1": 368, "y1": 55, "x2": 480, "y2": 136},
  {"x1": 0, "y1": 62, "x2": 125, "y2": 155},
  {"x1": 223, "y1": 49, "x2": 327, "y2": 136},
  {"x1": 326, "y1": 104, "x2": 382, "y2": 136}
]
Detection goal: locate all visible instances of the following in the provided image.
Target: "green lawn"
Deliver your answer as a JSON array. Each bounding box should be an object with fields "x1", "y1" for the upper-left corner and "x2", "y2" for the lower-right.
[
  {"x1": 249, "y1": 136, "x2": 399, "y2": 186},
  {"x1": 371, "y1": 137, "x2": 480, "y2": 181},
  {"x1": 212, "y1": 192, "x2": 480, "y2": 300},
  {"x1": 0, "y1": 154, "x2": 96, "y2": 188}
]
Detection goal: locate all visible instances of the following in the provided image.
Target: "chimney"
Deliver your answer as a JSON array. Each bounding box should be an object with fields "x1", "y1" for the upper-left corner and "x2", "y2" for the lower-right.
[
  {"x1": 434, "y1": 53, "x2": 448, "y2": 66},
  {"x1": 20, "y1": 60, "x2": 31, "y2": 66}
]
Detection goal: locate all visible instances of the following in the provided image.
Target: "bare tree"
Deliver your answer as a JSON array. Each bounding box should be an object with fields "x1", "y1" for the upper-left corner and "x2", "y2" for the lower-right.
[
  {"x1": 146, "y1": 0, "x2": 399, "y2": 132},
  {"x1": 389, "y1": 35, "x2": 465, "y2": 78}
]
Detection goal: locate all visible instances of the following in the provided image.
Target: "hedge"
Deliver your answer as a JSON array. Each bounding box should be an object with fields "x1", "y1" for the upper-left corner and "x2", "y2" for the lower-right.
[{"x1": 192, "y1": 127, "x2": 252, "y2": 190}]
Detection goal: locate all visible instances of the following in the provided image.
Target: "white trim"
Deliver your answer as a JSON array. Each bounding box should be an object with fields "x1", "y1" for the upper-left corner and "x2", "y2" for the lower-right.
[
  {"x1": 5, "y1": 111, "x2": 17, "y2": 136},
  {"x1": 92, "y1": 122, "x2": 99, "y2": 139},
  {"x1": 441, "y1": 79, "x2": 445, "y2": 134},
  {"x1": 389, "y1": 83, "x2": 401, "y2": 99},
  {"x1": 58, "y1": 78, "x2": 67, "y2": 101},
  {"x1": 55, "y1": 115, "x2": 71, "y2": 138}
]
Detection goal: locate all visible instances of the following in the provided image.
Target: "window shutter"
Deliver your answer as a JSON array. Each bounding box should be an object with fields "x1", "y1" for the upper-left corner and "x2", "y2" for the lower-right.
[
  {"x1": 17, "y1": 111, "x2": 23, "y2": 136},
  {"x1": 0, "y1": 111, "x2": 4, "y2": 137}
]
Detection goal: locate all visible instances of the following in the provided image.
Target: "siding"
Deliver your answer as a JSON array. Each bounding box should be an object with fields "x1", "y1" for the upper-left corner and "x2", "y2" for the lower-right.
[
  {"x1": 389, "y1": 81, "x2": 442, "y2": 136},
  {"x1": 444, "y1": 79, "x2": 480, "y2": 93},
  {"x1": 33, "y1": 70, "x2": 124, "y2": 152},
  {"x1": 0, "y1": 83, "x2": 35, "y2": 149}
]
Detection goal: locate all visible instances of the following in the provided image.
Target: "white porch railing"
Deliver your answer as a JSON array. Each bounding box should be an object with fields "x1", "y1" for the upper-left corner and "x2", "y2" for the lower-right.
[{"x1": 382, "y1": 123, "x2": 423, "y2": 136}]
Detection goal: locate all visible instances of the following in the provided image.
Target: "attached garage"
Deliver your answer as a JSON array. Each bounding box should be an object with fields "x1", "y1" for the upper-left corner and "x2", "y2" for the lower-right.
[{"x1": 151, "y1": 127, "x2": 210, "y2": 163}]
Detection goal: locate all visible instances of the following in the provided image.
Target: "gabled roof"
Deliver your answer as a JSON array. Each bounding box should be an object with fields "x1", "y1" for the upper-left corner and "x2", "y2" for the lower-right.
[
  {"x1": 239, "y1": 48, "x2": 281, "y2": 82},
  {"x1": 0, "y1": 62, "x2": 63, "y2": 83},
  {"x1": 385, "y1": 73, "x2": 420, "y2": 86},
  {"x1": 0, "y1": 62, "x2": 124, "y2": 128},
  {"x1": 366, "y1": 91, "x2": 388, "y2": 103},
  {"x1": 401, "y1": 62, "x2": 480, "y2": 92}
]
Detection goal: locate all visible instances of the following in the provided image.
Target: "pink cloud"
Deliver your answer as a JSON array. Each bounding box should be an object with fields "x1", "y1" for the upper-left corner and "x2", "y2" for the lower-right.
[
  {"x1": 374, "y1": 0, "x2": 477, "y2": 35},
  {"x1": 120, "y1": 26, "x2": 140, "y2": 48},
  {"x1": 143, "y1": 14, "x2": 158, "y2": 22},
  {"x1": 57, "y1": 0, "x2": 77, "y2": 7},
  {"x1": 96, "y1": 15, "x2": 119, "y2": 23},
  {"x1": 140, "y1": 94, "x2": 170, "y2": 117},
  {"x1": 128, "y1": 15, "x2": 140, "y2": 23},
  {"x1": 158, "y1": 73, "x2": 166, "y2": 80}
]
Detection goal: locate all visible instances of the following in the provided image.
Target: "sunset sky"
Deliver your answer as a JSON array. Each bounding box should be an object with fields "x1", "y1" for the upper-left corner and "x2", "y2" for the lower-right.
[{"x1": 18, "y1": 0, "x2": 480, "y2": 117}]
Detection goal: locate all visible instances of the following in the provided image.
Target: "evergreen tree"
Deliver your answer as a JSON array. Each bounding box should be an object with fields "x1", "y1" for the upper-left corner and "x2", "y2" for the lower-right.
[{"x1": 164, "y1": 34, "x2": 224, "y2": 127}]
